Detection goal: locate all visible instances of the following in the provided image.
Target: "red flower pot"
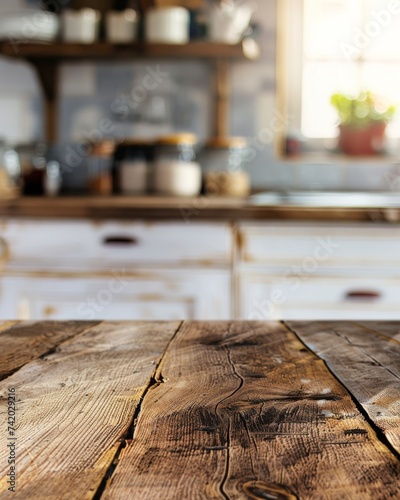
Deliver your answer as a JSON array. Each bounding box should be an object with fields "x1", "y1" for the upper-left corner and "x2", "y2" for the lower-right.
[{"x1": 338, "y1": 122, "x2": 387, "y2": 156}]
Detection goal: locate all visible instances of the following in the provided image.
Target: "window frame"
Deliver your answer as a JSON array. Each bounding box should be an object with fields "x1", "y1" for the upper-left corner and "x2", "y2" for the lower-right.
[{"x1": 276, "y1": 0, "x2": 400, "y2": 161}]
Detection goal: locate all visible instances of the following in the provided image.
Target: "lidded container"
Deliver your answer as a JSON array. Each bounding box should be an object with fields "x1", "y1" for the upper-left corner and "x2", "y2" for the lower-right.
[
  {"x1": 62, "y1": 8, "x2": 101, "y2": 43},
  {"x1": 145, "y1": 7, "x2": 190, "y2": 44},
  {"x1": 106, "y1": 9, "x2": 139, "y2": 43},
  {"x1": 115, "y1": 140, "x2": 154, "y2": 195},
  {"x1": 202, "y1": 136, "x2": 250, "y2": 197},
  {"x1": 152, "y1": 133, "x2": 201, "y2": 197},
  {"x1": 87, "y1": 140, "x2": 115, "y2": 195},
  {"x1": 20, "y1": 142, "x2": 47, "y2": 196}
]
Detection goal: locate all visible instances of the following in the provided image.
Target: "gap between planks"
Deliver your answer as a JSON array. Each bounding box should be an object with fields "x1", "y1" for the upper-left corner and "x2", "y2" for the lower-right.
[
  {"x1": 353, "y1": 321, "x2": 400, "y2": 345},
  {"x1": 282, "y1": 320, "x2": 400, "y2": 463},
  {"x1": 0, "y1": 321, "x2": 101, "y2": 382},
  {"x1": 92, "y1": 320, "x2": 184, "y2": 500}
]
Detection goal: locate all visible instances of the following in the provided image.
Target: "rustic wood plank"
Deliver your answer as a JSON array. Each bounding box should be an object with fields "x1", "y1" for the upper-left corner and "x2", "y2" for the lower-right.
[
  {"x1": 0, "y1": 321, "x2": 181, "y2": 499},
  {"x1": 0, "y1": 321, "x2": 99, "y2": 380},
  {"x1": 287, "y1": 320, "x2": 400, "y2": 455},
  {"x1": 103, "y1": 321, "x2": 400, "y2": 500},
  {"x1": 356, "y1": 321, "x2": 400, "y2": 342}
]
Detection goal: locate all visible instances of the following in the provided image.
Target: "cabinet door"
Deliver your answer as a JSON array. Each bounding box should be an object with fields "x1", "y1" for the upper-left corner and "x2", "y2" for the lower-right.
[
  {"x1": 0, "y1": 220, "x2": 232, "y2": 272},
  {"x1": 239, "y1": 222, "x2": 400, "y2": 272},
  {"x1": 239, "y1": 272, "x2": 400, "y2": 321},
  {"x1": 0, "y1": 270, "x2": 231, "y2": 321}
]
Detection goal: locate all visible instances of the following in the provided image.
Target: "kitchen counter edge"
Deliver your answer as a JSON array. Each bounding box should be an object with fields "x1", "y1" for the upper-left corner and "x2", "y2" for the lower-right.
[{"x1": 0, "y1": 196, "x2": 399, "y2": 223}]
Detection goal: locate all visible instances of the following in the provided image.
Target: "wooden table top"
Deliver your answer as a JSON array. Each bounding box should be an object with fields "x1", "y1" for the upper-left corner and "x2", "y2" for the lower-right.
[{"x1": 0, "y1": 320, "x2": 399, "y2": 499}]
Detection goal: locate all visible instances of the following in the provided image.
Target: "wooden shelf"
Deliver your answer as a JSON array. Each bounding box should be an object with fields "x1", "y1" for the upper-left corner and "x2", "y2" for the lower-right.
[
  {"x1": 0, "y1": 40, "x2": 259, "y2": 142},
  {"x1": 0, "y1": 40, "x2": 258, "y2": 61}
]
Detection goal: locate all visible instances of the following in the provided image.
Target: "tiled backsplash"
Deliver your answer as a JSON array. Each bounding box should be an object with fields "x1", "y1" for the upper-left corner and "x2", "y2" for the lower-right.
[{"x1": 0, "y1": 0, "x2": 398, "y2": 191}]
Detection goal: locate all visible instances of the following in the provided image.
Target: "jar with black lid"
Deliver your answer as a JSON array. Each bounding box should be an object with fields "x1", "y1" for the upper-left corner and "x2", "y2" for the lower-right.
[{"x1": 114, "y1": 140, "x2": 154, "y2": 195}]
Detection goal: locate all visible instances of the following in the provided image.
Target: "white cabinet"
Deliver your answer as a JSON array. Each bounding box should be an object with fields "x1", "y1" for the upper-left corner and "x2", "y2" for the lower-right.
[
  {"x1": 2, "y1": 218, "x2": 400, "y2": 321},
  {"x1": 0, "y1": 271, "x2": 230, "y2": 321},
  {"x1": 237, "y1": 222, "x2": 400, "y2": 321},
  {"x1": 0, "y1": 220, "x2": 232, "y2": 321},
  {"x1": 239, "y1": 222, "x2": 400, "y2": 270},
  {"x1": 0, "y1": 220, "x2": 232, "y2": 271},
  {"x1": 240, "y1": 273, "x2": 400, "y2": 321}
]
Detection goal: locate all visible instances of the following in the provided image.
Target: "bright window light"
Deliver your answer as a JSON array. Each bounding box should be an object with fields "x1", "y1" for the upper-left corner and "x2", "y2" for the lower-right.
[{"x1": 301, "y1": 0, "x2": 400, "y2": 139}]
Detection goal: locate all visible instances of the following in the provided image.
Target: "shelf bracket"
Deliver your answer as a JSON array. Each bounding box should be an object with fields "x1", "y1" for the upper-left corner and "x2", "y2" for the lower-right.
[
  {"x1": 29, "y1": 60, "x2": 59, "y2": 143},
  {"x1": 214, "y1": 59, "x2": 230, "y2": 138}
]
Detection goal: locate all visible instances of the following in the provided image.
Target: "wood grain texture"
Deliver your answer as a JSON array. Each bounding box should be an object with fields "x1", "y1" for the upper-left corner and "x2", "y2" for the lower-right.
[
  {"x1": 356, "y1": 321, "x2": 400, "y2": 342},
  {"x1": 0, "y1": 321, "x2": 98, "y2": 380},
  {"x1": 0, "y1": 196, "x2": 393, "y2": 222},
  {"x1": 103, "y1": 321, "x2": 400, "y2": 500},
  {"x1": 287, "y1": 321, "x2": 400, "y2": 454},
  {"x1": 0, "y1": 42, "x2": 252, "y2": 60},
  {"x1": 0, "y1": 321, "x2": 181, "y2": 500}
]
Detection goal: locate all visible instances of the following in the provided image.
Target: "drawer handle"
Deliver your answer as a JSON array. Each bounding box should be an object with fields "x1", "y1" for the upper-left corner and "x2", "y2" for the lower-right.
[
  {"x1": 345, "y1": 290, "x2": 381, "y2": 302},
  {"x1": 102, "y1": 236, "x2": 139, "y2": 246}
]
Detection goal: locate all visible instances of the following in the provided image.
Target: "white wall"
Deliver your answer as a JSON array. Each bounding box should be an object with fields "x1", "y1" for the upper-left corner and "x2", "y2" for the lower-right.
[{"x1": 0, "y1": 0, "x2": 42, "y2": 143}]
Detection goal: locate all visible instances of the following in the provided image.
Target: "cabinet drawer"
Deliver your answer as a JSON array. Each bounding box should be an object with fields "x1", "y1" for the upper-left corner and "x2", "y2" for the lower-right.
[
  {"x1": 0, "y1": 269, "x2": 231, "y2": 320},
  {"x1": 239, "y1": 222, "x2": 400, "y2": 269},
  {"x1": 240, "y1": 273, "x2": 400, "y2": 321},
  {"x1": 0, "y1": 220, "x2": 232, "y2": 271}
]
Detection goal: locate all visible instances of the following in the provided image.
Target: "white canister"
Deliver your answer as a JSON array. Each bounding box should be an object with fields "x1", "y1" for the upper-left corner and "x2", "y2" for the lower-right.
[
  {"x1": 152, "y1": 134, "x2": 201, "y2": 197},
  {"x1": 62, "y1": 9, "x2": 101, "y2": 44},
  {"x1": 106, "y1": 9, "x2": 139, "y2": 43},
  {"x1": 145, "y1": 7, "x2": 190, "y2": 44}
]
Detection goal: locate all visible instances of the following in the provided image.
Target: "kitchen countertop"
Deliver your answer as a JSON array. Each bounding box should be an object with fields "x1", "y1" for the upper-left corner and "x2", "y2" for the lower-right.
[
  {"x1": 1, "y1": 196, "x2": 400, "y2": 222},
  {"x1": 1, "y1": 320, "x2": 399, "y2": 499}
]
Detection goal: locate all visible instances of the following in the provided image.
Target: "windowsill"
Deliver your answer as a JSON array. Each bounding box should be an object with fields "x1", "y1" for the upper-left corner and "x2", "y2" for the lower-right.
[{"x1": 279, "y1": 151, "x2": 400, "y2": 165}]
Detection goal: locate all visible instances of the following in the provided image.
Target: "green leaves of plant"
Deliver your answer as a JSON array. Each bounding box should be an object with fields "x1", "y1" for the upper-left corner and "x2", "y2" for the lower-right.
[{"x1": 330, "y1": 91, "x2": 396, "y2": 129}]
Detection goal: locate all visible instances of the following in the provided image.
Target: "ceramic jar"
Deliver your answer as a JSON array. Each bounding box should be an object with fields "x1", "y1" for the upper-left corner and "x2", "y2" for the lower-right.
[
  {"x1": 152, "y1": 134, "x2": 201, "y2": 197},
  {"x1": 62, "y1": 9, "x2": 101, "y2": 44},
  {"x1": 145, "y1": 7, "x2": 190, "y2": 44},
  {"x1": 105, "y1": 9, "x2": 139, "y2": 43}
]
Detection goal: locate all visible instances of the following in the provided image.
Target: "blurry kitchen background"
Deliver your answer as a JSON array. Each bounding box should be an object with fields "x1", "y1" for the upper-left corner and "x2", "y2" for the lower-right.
[
  {"x1": 1, "y1": 0, "x2": 400, "y2": 322},
  {"x1": 2, "y1": 0, "x2": 400, "y2": 190}
]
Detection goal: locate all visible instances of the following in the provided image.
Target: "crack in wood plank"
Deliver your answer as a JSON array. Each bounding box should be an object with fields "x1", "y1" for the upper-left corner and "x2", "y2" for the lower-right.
[
  {"x1": 215, "y1": 344, "x2": 246, "y2": 499},
  {"x1": 333, "y1": 328, "x2": 400, "y2": 383},
  {"x1": 215, "y1": 345, "x2": 245, "y2": 415},
  {"x1": 219, "y1": 420, "x2": 231, "y2": 500},
  {"x1": 0, "y1": 321, "x2": 100, "y2": 382},
  {"x1": 92, "y1": 321, "x2": 184, "y2": 500}
]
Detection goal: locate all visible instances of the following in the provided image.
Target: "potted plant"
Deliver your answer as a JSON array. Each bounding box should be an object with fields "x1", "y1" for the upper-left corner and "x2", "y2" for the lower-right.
[{"x1": 330, "y1": 91, "x2": 396, "y2": 156}]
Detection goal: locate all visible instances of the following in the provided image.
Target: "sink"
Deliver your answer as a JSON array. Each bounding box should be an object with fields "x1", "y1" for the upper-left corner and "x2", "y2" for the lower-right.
[{"x1": 250, "y1": 191, "x2": 400, "y2": 208}]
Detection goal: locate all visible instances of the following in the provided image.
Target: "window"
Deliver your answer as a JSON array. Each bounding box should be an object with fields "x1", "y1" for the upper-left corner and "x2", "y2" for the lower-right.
[{"x1": 278, "y1": 0, "x2": 400, "y2": 155}]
